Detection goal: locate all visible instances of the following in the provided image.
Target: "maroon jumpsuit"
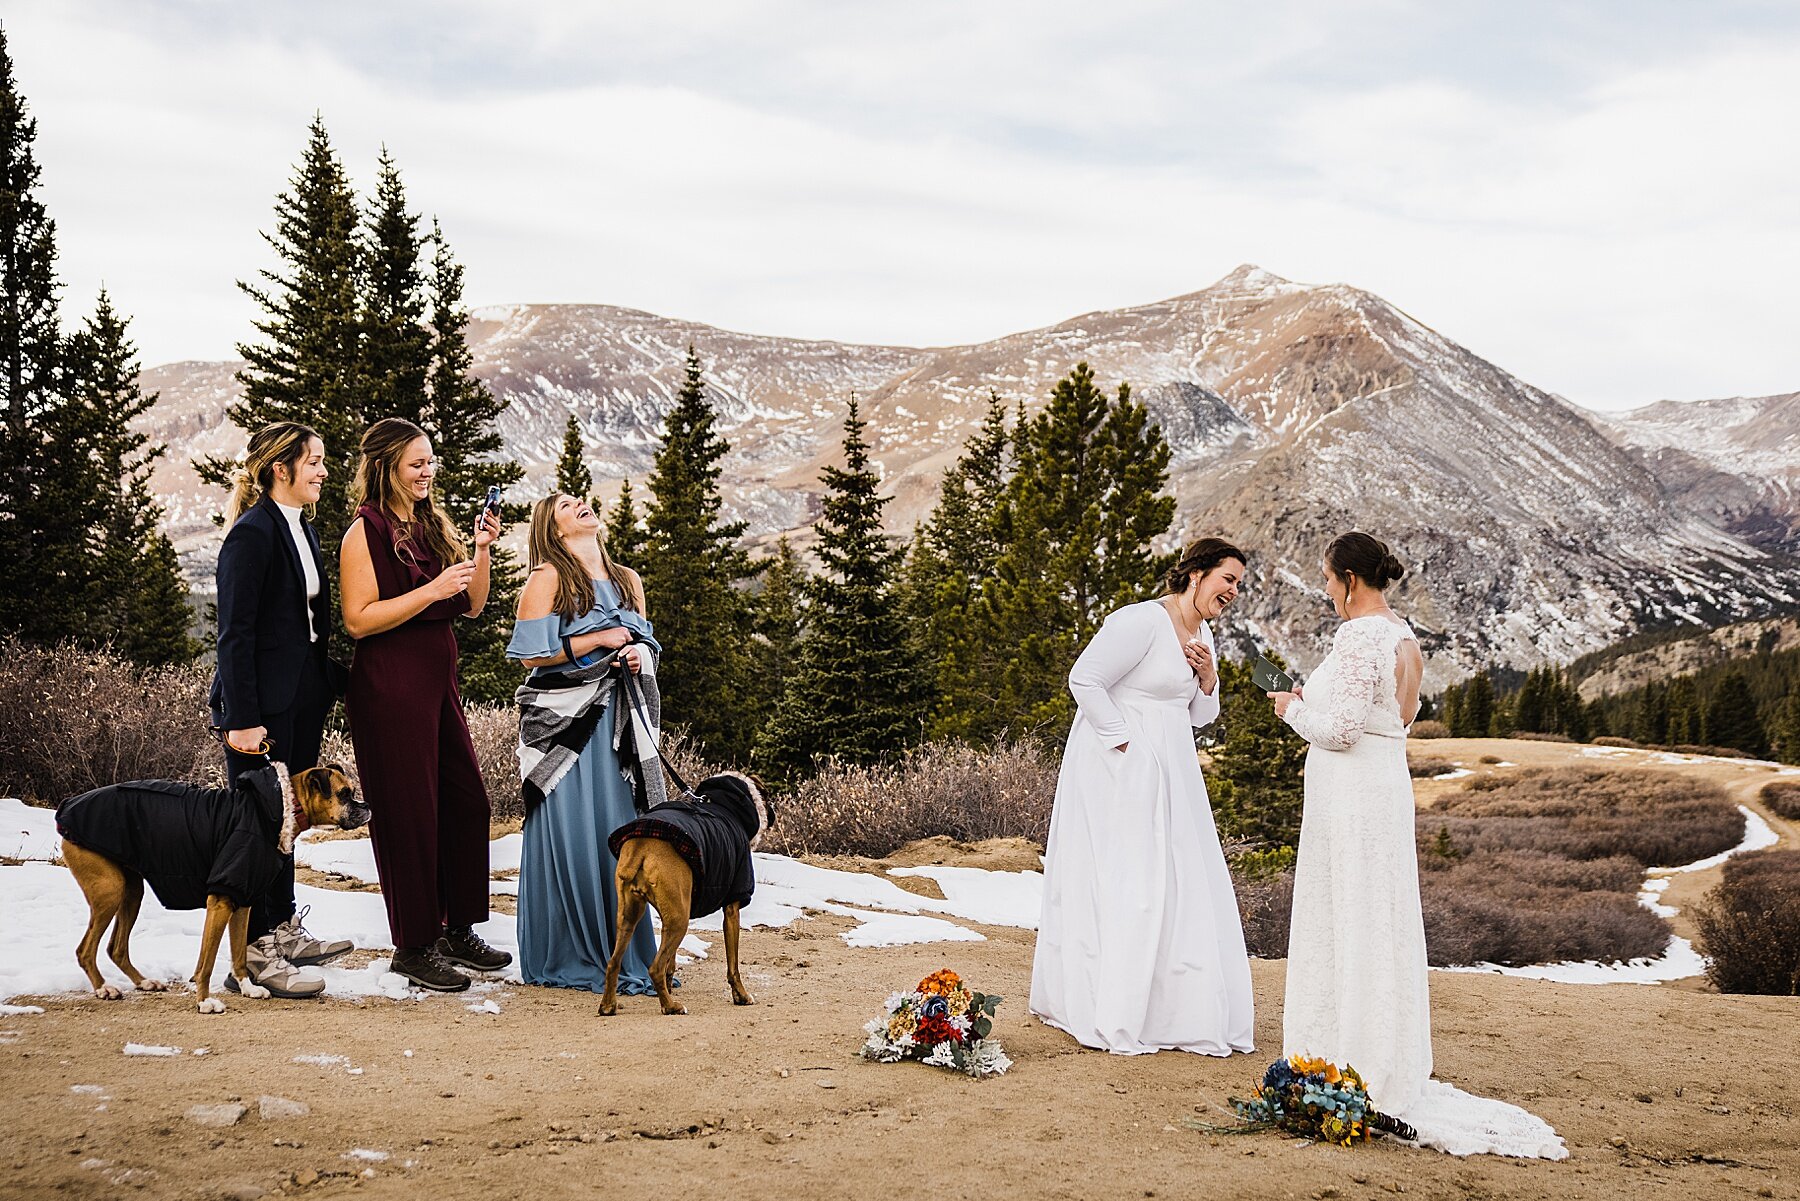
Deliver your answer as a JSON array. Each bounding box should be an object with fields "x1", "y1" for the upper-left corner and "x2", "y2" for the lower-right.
[{"x1": 346, "y1": 504, "x2": 492, "y2": 949}]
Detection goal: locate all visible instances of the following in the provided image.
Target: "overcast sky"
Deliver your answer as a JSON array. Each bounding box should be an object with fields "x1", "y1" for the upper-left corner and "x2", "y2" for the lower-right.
[{"x1": 10, "y1": 1, "x2": 1798, "y2": 411}]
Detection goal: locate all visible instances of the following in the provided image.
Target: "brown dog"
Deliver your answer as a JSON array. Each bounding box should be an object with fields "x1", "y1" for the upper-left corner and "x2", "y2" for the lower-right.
[
  {"x1": 57, "y1": 761, "x2": 368, "y2": 1013},
  {"x1": 600, "y1": 771, "x2": 772, "y2": 1017}
]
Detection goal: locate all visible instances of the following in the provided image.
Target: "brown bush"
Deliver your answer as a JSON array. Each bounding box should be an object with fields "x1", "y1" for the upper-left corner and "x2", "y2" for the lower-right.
[
  {"x1": 459, "y1": 703, "x2": 523, "y2": 822},
  {"x1": 1407, "y1": 756, "x2": 1459, "y2": 779},
  {"x1": 1441, "y1": 766, "x2": 1742, "y2": 867},
  {"x1": 1477, "y1": 754, "x2": 1503, "y2": 764},
  {"x1": 760, "y1": 740, "x2": 1058, "y2": 859},
  {"x1": 1592, "y1": 736, "x2": 1641, "y2": 749},
  {"x1": 1510, "y1": 730, "x2": 1574, "y2": 743},
  {"x1": 1418, "y1": 850, "x2": 1665, "y2": 965},
  {"x1": 1410, "y1": 720, "x2": 1450, "y2": 739},
  {"x1": 0, "y1": 639, "x2": 224, "y2": 804},
  {"x1": 1664, "y1": 743, "x2": 1756, "y2": 759},
  {"x1": 1692, "y1": 849, "x2": 1800, "y2": 995},
  {"x1": 1233, "y1": 870, "x2": 1294, "y2": 958},
  {"x1": 1759, "y1": 780, "x2": 1800, "y2": 821}
]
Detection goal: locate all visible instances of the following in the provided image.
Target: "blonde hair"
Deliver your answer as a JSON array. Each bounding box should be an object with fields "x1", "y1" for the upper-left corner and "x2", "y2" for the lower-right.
[
  {"x1": 527, "y1": 494, "x2": 637, "y2": 621},
  {"x1": 226, "y1": 422, "x2": 322, "y2": 524},
  {"x1": 350, "y1": 417, "x2": 467, "y2": 568}
]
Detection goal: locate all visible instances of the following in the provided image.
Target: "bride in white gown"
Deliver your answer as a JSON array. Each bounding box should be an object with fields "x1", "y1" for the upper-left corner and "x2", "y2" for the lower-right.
[
  {"x1": 1271, "y1": 532, "x2": 1566, "y2": 1159},
  {"x1": 1031, "y1": 537, "x2": 1256, "y2": 1057}
]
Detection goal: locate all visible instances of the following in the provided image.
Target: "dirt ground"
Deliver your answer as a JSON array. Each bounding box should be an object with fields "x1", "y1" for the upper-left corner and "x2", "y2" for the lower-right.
[{"x1": 3, "y1": 739, "x2": 1796, "y2": 1201}]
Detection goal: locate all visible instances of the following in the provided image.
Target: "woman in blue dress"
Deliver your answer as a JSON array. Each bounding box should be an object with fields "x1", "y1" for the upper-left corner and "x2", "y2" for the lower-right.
[{"x1": 507, "y1": 493, "x2": 661, "y2": 994}]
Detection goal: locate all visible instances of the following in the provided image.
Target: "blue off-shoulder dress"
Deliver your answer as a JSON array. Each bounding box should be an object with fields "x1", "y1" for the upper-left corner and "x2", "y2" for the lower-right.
[{"x1": 507, "y1": 578, "x2": 664, "y2": 994}]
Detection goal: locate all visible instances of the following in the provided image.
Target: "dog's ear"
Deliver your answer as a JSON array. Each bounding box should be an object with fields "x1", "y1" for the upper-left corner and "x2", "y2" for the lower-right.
[{"x1": 323, "y1": 761, "x2": 348, "y2": 778}]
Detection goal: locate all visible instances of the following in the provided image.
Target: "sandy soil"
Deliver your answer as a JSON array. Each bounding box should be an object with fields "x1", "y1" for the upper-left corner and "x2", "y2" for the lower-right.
[{"x1": 3, "y1": 740, "x2": 1797, "y2": 1201}]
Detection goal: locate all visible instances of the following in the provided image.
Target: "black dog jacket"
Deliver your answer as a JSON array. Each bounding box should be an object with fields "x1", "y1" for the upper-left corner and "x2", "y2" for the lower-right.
[
  {"x1": 607, "y1": 775, "x2": 759, "y2": 919},
  {"x1": 57, "y1": 765, "x2": 293, "y2": 911}
]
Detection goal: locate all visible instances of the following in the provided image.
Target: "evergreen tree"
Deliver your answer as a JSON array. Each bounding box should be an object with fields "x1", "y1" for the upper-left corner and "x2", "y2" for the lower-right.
[
  {"x1": 1666, "y1": 677, "x2": 1700, "y2": 744},
  {"x1": 71, "y1": 290, "x2": 196, "y2": 664},
  {"x1": 1453, "y1": 672, "x2": 1494, "y2": 738},
  {"x1": 1209, "y1": 652, "x2": 1309, "y2": 849},
  {"x1": 359, "y1": 147, "x2": 431, "y2": 422},
  {"x1": 757, "y1": 398, "x2": 924, "y2": 780},
  {"x1": 1771, "y1": 693, "x2": 1800, "y2": 765},
  {"x1": 555, "y1": 414, "x2": 592, "y2": 498},
  {"x1": 748, "y1": 534, "x2": 807, "y2": 735},
  {"x1": 417, "y1": 217, "x2": 524, "y2": 705},
  {"x1": 968, "y1": 363, "x2": 1175, "y2": 738},
  {"x1": 0, "y1": 28, "x2": 101, "y2": 642},
  {"x1": 1703, "y1": 670, "x2": 1767, "y2": 756},
  {"x1": 1514, "y1": 668, "x2": 1548, "y2": 733},
  {"x1": 200, "y1": 114, "x2": 365, "y2": 559},
  {"x1": 605, "y1": 477, "x2": 647, "y2": 566},
  {"x1": 641, "y1": 348, "x2": 758, "y2": 761}
]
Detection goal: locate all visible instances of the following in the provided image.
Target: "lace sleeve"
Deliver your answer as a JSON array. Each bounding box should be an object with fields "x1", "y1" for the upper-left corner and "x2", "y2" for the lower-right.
[{"x1": 1283, "y1": 622, "x2": 1386, "y2": 751}]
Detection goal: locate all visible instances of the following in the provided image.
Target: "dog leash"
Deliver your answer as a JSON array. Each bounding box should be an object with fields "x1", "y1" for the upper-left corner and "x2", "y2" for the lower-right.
[{"x1": 611, "y1": 652, "x2": 701, "y2": 805}]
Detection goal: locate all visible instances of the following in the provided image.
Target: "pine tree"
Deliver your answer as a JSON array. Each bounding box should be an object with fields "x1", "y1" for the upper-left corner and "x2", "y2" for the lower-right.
[
  {"x1": 1514, "y1": 668, "x2": 1548, "y2": 733},
  {"x1": 757, "y1": 398, "x2": 924, "y2": 781},
  {"x1": 970, "y1": 363, "x2": 1175, "y2": 738},
  {"x1": 1704, "y1": 671, "x2": 1767, "y2": 756},
  {"x1": 0, "y1": 28, "x2": 100, "y2": 642},
  {"x1": 1454, "y1": 672, "x2": 1494, "y2": 738},
  {"x1": 71, "y1": 290, "x2": 196, "y2": 664},
  {"x1": 555, "y1": 414, "x2": 592, "y2": 498},
  {"x1": 359, "y1": 147, "x2": 430, "y2": 422},
  {"x1": 641, "y1": 348, "x2": 758, "y2": 761},
  {"x1": 1208, "y1": 652, "x2": 1308, "y2": 849},
  {"x1": 1771, "y1": 693, "x2": 1800, "y2": 765},
  {"x1": 748, "y1": 534, "x2": 807, "y2": 732},
  {"x1": 605, "y1": 478, "x2": 647, "y2": 566},
  {"x1": 418, "y1": 217, "x2": 524, "y2": 705},
  {"x1": 200, "y1": 115, "x2": 366, "y2": 560}
]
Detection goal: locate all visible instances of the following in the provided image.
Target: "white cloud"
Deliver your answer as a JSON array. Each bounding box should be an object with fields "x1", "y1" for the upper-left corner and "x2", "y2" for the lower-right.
[{"x1": 8, "y1": 1, "x2": 1798, "y2": 409}]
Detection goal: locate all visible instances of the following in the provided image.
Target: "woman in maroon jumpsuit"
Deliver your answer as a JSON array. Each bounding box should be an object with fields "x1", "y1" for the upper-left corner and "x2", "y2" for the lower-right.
[{"x1": 340, "y1": 417, "x2": 512, "y2": 992}]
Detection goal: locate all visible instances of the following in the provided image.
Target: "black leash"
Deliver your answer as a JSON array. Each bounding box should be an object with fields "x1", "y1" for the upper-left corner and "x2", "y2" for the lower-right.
[{"x1": 611, "y1": 651, "x2": 700, "y2": 805}]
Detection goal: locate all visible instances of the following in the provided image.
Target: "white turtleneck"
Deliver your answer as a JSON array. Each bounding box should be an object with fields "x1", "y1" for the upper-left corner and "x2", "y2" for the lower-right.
[{"x1": 274, "y1": 500, "x2": 320, "y2": 643}]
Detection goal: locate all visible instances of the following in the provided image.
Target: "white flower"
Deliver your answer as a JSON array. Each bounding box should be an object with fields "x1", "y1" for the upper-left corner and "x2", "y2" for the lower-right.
[
  {"x1": 965, "y1": 1039, "x2": 1013, "y2": 1078},
  {"x1": 885, "y1": 992, "x2": 910, "y2": 1012},
  {"x1": 949, "y1": 1014, "x2": 972, "y2": 1034},
  {"x1": 863, "y1": 1018, "x2": 886, "y2": 1036},
  {"x1": 921, "y1": 1041, "x2": 959, "y2": 1069}
]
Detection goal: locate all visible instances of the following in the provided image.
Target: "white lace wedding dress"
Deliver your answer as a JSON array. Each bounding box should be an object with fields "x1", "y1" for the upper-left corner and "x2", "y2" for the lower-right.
[
  {"x1": 1281, "y1": 615, "x2": 1567, "y2": 1159},
  {"x1": 1030, "y1": 601, "x2": 1256, "y2": 1057}
]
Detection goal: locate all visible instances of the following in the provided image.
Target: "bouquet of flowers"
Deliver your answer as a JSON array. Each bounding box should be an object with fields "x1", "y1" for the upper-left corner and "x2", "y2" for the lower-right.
[
  {"x1": 859, "y1": 969, "x2": 1012, "y2": 1078},
  {"x1": 1229, "y1": 1056, "x2": 1417, "y2": 1146}
]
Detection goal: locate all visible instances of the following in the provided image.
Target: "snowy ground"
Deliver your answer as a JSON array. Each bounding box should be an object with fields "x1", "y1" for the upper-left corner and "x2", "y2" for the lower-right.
[{"x1": 0, "y1": 789, "x2": 1777, "y2": 1006}]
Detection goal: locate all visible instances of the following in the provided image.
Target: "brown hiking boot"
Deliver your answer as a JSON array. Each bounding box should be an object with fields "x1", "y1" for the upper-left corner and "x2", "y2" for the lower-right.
[
  {"x1": 435, "y1": 927, "x2": 513, "y2": 973},
  {"x1": 389, "y1": 946, "x2": 470, "y2": 992}
]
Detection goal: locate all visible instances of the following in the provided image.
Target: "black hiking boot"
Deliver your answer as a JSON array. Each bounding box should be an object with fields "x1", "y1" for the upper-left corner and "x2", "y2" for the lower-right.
[
  {"x1": 435, "y1": 926, "x2": 513, "y2": 973},
  {"x1": 390, "y1": 946, "x2": 471, "y2": 992}
]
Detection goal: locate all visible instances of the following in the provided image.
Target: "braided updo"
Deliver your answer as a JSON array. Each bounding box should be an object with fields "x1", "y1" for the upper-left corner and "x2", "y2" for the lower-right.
[{"x1": 1325, "y1": 531, "x2": 1405, "y2": 590}]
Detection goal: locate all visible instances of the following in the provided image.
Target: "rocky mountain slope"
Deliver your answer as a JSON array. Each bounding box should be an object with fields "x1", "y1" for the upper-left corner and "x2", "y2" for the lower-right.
[{"x1": 134, "y1": 267, "x2": 1799, "y2": 682}]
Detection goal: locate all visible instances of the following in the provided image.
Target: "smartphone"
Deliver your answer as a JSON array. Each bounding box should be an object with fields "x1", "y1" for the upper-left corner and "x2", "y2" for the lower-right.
[
  {"x1": 477, "y1": 485, "x2": 502, "y2": 539},
  {"x1": 1251, "y1": 655, "x2": 1294, "y2": 694}
]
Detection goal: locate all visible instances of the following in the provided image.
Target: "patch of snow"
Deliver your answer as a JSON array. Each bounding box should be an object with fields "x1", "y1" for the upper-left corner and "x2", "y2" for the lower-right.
[
  {"x1": 1656, "y1": 806, "x2": 1778, "y2": 874},
  {"x1": 838, "y1": 913, "x2": 986, "y2": 948},
  {"x1": 0, "y1": 1003, "x2": 44, "y2": 1016},
  {"x1": 345, "y1": 1149, "x2": 390, "y2": 1163},
  {"x1": 1432, "y1": 768, "x2": 1474, "y2": 781},
  {"x1": 467, "y1": 998, "x2": 501, "y2": 1015},
  {"x1": 0, "y1": 798, "x2": 60, "y2": 861},
  {"x1": 886, "y1": 865, "x2": 1043, "y2": 928},
  {"x1": 123, "y1": 1043, "x2": 181, "y2": 1056}
]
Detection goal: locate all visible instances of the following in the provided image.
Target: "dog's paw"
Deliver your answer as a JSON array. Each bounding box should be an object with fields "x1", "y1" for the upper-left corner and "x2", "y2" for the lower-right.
[
  {"x1": 732, "y1": 992, "x2": 755, "y2": 1006},
  {"x1": 135, "y1": 978, "x2": 168, "y2": 993},
  {"x1": 197, "y1": 997, "x2": 226, "y2": 1014},
  {"x1": 597, "y1": 1002, "x2": 617, "y2": 1017},
  {"x1": 660, "y1": 1004, "x2": 689, "y2": 1016},
  {"x1": 238, "y1": 978, "x2": 271, "y2": 1000},
  {"x1": 94, "y1": 984, "x2": 123, "y2": 1001}
]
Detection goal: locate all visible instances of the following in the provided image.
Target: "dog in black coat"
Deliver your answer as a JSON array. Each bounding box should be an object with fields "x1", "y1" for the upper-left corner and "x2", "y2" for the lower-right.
[
  {"x1": 57, "y1": 761, "x2": 368, "y2": 1013},
  {"x1": 600, "y1": 771, "x2": 773, "y2": 1016}
]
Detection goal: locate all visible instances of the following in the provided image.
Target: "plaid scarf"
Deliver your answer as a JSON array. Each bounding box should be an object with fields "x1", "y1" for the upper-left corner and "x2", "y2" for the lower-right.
[{"x1": 514, "y1": 646, "x2": 667, "y2": 820}]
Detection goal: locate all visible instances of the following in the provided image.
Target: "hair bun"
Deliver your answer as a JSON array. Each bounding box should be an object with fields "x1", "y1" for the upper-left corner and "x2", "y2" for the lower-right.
[{"x1": 1380, "y1": 553, "x2": 1406, "y2": 585}]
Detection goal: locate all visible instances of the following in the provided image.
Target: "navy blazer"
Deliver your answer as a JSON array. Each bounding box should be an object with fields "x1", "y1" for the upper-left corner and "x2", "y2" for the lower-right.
[{"x1": 209, "y1": 495, "x2": 337, "y2": 731}]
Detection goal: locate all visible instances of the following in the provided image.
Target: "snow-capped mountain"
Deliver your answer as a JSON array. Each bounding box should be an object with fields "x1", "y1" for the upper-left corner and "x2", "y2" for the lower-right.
[{"x1": 134, "y1": 266, "x2": 1799, "y2": 681}]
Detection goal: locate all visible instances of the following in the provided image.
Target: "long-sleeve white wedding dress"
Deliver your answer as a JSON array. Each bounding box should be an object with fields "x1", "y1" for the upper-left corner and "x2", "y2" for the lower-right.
[
  {"x1": 1030, "y1": 601, "x2": 1256, "y2": 1057},
  {"x1": 1282, "y1": 615, "x2": 1567, "y2": 1158}
]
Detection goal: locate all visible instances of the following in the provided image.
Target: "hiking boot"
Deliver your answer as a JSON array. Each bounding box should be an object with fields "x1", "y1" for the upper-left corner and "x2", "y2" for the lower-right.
[
  {"x1": 435, "y1": 926, "x2": 513, "y2": 972},
  {"x1": 231, "y1": 937, "x2": 326, "y2": 998},
  {"x1": 390, "y1": 946, "x2": 470, "y2": 992},
  {"x1": 270, "y1": 905, "x2": 352, "y2": 967}
]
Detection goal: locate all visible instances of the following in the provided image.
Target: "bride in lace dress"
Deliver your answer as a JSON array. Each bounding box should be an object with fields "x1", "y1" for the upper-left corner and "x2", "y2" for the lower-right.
[{"x1": 1269, "y1": 532, "x2": 1566, "y2": 1159}]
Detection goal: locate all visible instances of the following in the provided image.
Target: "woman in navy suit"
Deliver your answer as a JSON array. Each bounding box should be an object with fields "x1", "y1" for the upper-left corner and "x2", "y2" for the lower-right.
[{"x1": 210, "y1": 421, "x2": 352, "y2": 998}]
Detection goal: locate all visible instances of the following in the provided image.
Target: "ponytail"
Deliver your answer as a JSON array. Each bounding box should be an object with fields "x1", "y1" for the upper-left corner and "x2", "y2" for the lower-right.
[{"x1": 226, "y1": 422, "x2": 322, "y2": 524}]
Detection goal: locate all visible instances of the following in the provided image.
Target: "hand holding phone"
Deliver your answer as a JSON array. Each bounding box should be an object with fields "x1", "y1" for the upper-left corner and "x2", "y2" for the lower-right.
[{"x1": 475, "y1": 485, "x2": 503, "y2": 547}]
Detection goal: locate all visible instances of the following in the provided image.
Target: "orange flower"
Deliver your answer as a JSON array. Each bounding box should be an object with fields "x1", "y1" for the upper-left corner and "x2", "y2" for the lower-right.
[{"x1": 918, "y1": 969, "x2": 964, "y2": 997}]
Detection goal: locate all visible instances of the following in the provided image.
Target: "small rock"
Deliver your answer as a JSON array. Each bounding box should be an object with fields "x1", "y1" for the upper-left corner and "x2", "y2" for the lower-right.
[
  {"x1": 216, "y1": 1185, "x2": 267, "y2": 1201},
  {"x1": 1608, "y1": 1136, "x2": 1627, "y2": 1148},
  {"x1": 259, "y1": 1096, "x2": 310, "y2": 1120},
  {"x1": 761, "y1": 1132, "x2": 782, "y2": 1145},
  {"x1": 1757, "y1": 1189, "x2": 1773, "y2": 1198},
  {"x1": 777, "y1": 1067, "x2": 791, "y2": 1079},
  {"x1": 186, "y1": 1103, "x2": 248, "y2": 1129},
  {"x1": 815, "y1": 1079, "x2": 837, "y2": 1090},
  {"x1": 1633, "y1": 1092, "x2": 1653, "y2": 1103},
  {"x1": 293, "y1": 1169, "x2": 319, "y2": 1188}
]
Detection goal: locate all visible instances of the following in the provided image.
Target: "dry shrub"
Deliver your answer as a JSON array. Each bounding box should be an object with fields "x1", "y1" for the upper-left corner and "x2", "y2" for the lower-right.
[
  {"x1": 0, "y1": 638, "x2": 223, "y2": 804},
  {"x1": 1407, "y1": 756, "x2": 1458, "y2": 779},
  {"x1": 460, "y1": 703, "x2": 523, "y2": 822},
  {"x1": 1233, "y1": 871, "x2": 1294, "y2": 958},
  {"x1": 1441, "y1": 766, "x2": 1742, "y2": 867},
  {"x1": 761, "y1": 740, "x2": 1058, "y2": 858},
  {"x1": 1410, "y1": 720, "x2": 1450, "y2": 739},
  {"x1": 1758, "y1": 781, "x2": 1800, "y2": 821},
  {"x1": 1665, "y1": 743, "x2": 1756, "y2": 759},
  {"x1": 1510, "y1": 730, "x2": 1574, "y2": 743},
  {"x1": 1692, "y1": 849, "x2": 1800, "y2": 995},
  {"x1": 1477, "y1": 754, "x2": 1503, "y2": 765},
  {"x1": 1592, "y1": 735, "x2": 1641, "y2": 749},
  {"x1": 1417, "y1": 849, "x2": 1664, "y2": 965}
]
